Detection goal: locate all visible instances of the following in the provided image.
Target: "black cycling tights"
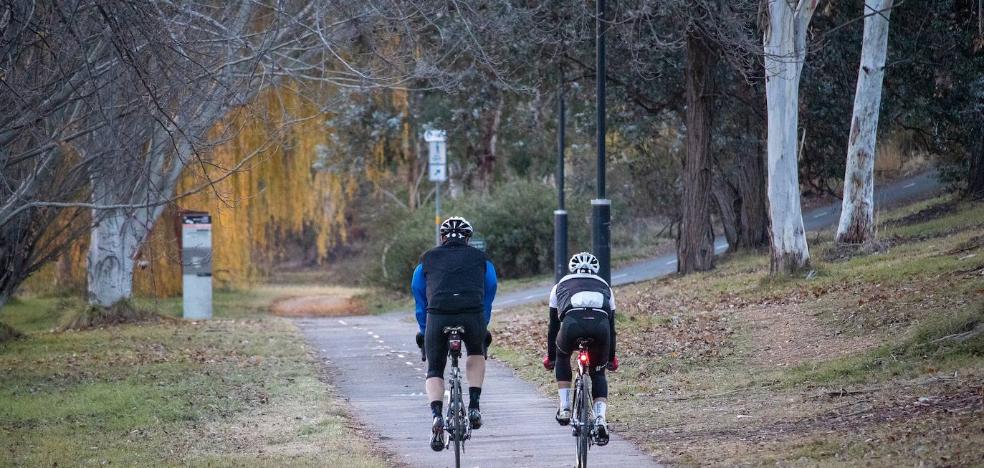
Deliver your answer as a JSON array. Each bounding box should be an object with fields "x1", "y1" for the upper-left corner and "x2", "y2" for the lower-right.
[{"x1": 555, "y1": 350, "x2": 608, "y2": 400}]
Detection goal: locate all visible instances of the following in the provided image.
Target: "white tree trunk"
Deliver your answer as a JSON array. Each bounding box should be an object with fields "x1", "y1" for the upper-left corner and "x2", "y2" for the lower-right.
[
  {"x1": 763, "y1": 0, "x2": 818, "y2": 274},
  {"x1": 836, "y1": 0, "x2": 894, "y2": 244},
  {"x1": 87, "y1": 208, "x2": 139, "y2": 307}
]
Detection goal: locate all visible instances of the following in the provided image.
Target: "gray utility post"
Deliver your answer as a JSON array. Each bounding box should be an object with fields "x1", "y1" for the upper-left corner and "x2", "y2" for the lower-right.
[
  {"x1": 425, "y1": 129, "x2": 448, "y2": 246},
  {"x1": 592, "y1": 0, "x2": 612, "y2": 284},
  {"x1": 554, "y1": 68, "x2": 568, "y2": 283}
]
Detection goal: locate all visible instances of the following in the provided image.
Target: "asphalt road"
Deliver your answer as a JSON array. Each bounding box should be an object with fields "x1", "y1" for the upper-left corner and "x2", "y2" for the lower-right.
[
  {"x1": 492, "y1": 170, "x2": 941, "y2": 310},
  {"x1": 296, "y1": 171, "x2": 939, "y2": 467}
]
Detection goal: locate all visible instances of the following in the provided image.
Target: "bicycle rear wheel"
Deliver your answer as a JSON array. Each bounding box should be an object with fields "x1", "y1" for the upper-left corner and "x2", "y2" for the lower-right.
[{"x1": 450, "y1": 381, "x2": 463, "y2": 468}]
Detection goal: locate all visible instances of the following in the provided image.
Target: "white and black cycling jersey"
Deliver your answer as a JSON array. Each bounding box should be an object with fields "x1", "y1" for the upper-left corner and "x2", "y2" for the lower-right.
[{"x1": 548, "y1": 273, "x2": 616, "y2": 319}]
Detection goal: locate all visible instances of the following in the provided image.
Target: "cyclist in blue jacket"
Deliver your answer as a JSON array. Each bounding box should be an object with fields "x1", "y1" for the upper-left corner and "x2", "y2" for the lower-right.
[{"x1": 412, "y1": 216, "x2": 497, "y2": 452}]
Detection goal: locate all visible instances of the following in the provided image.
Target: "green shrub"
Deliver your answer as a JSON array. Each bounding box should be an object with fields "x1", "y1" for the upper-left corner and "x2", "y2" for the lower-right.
[
  {"x1": 365, "y1": 207, "x2": 435, "y2": 291},
  {"x1": 366, "y1": 180, "x2": 588, "y2": 291}
]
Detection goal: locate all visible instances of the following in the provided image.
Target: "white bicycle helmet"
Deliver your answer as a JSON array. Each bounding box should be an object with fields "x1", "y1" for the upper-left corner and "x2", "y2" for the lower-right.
[
  {"x1": 568, "y1": 252, "x2": 600, "y2": 274},
  {"x1": 440, "y1": 216, "x2": 473, "y2": 240}
]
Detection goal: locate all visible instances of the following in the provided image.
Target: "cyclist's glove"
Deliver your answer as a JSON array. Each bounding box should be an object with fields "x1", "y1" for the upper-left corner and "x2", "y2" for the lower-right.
[
  {"x1": 484, "y1": 331, "x2": 492, "y2": 349},
  {"x1": 543, "y1": 355, "x2": 555, "y2": 370},
  {"x1": 606, "y1": 355, "x2": 619, "y2": 372},
  {"x1": 415, "y1": 332, "x2": 425, "y2": 349}
]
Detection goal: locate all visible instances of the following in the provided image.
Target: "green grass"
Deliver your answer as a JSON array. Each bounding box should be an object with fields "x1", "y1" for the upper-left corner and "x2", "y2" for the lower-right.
[{"x1": 0, "y1": 298, "x2": 387, "y2": 466}]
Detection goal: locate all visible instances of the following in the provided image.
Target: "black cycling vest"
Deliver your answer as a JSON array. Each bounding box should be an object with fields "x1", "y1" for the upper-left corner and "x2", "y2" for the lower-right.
[
  {"x1": 420, "y1": 239, "x2": 487, "y2": 314},
  {"x1": 554, "y1": 274, "x2": 612, "y2": 320}
]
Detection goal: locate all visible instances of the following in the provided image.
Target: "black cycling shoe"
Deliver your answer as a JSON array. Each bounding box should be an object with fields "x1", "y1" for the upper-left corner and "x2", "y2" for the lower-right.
[
  {"x1": 468, "y1": 408, "x2": 483, "y2": 430},
  {"x1": 430, "y1": 416, "x2": 446, "y2": 451},
  {"x1": 555, "y1": 408, "x2": 571, "y2": 426},
  {"x1": 594, "y1": 416, "x2": 610, "y2": 446}
]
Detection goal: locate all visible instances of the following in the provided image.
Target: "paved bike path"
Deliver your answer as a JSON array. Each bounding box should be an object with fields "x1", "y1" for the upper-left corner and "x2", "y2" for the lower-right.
[{"x1": 298, "y1": 313, "x2": 661, "y2": 467}]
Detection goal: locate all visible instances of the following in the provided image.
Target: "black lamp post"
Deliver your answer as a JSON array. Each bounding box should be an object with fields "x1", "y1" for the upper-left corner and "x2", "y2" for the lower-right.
[
  {"x1": 592, "y1": 0, "x2": 612, "y2": 284},
  {"x1": 554, "y1": 67, "x2": 568, "y2": 283}
]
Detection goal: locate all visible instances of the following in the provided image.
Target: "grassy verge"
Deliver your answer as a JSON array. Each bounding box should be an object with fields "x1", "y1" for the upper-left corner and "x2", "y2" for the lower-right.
[
  {"x1": 1, "y1": 294, "x2": 389, "y2": 466},
  {"x1": 491, "y1": 195, "x2": 984, "y2": 466}
]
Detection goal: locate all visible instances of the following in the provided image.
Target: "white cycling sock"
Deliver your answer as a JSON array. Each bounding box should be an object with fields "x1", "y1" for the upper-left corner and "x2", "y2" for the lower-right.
[
  {"x1": 558, "y1": 389, "x2": 571, "y2": 410},
  {"x1": 593, "y1": 401, "x2": 607, "y2": 419}
]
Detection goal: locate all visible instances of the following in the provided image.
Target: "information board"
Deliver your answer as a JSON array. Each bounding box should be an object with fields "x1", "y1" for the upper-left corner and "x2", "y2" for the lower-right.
[{"x1": 181, "y1": 212, "x2": 212, "y2": 319}]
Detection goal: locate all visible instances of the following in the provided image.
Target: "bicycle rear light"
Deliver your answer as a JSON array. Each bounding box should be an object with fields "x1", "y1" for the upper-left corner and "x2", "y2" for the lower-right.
[
  {"x1": 578, "y1": 352, "x2": 589, "y2": 364},
  {"x1": 450, "y1": 339, "x2": 462, "y2": 351}
]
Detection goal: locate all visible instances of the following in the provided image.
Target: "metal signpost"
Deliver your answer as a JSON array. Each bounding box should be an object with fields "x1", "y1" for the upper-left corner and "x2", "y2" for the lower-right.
[
  {"x1": 425, "y1": 129, "x2": 447, "y2": 246},
  {"x1": 181, "y1": 212, "x2": 213, "y2": 319}
]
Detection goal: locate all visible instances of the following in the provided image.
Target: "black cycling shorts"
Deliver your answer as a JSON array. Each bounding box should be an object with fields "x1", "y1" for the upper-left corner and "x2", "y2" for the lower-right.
[
  {"x1": 556, "y1": 309, "x2": 611, "y2": 374},
  {"x1": 424, "y1": 312, "x2": 487, "y2": 379}
]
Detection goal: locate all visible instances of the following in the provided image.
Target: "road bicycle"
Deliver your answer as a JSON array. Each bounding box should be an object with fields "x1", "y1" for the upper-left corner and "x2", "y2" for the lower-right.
[
  {"x1": 570, "y1": 337, "x2": 596, "y2": 468},
  {"x1": 419, "y1": 326, "x2": 472, "y2": 468}
]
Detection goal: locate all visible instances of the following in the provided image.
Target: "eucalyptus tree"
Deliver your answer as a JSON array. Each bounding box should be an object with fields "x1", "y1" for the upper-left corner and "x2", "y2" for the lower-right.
[
  {"x1": 762, "y1": 0, "x2": 820, "y2": 274},
  {"x1": 835, "y1": 0, "x2": 894, "y2": 244}
]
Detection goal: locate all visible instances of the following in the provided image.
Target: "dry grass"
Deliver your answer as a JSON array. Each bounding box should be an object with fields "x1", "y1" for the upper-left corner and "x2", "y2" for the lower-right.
[{"x1": 57, "y1": 300, "x2": 173, "y2": 331}]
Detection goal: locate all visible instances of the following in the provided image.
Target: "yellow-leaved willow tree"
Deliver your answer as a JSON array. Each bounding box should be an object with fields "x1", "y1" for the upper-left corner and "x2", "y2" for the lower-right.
[
  {"x1": 134, "y1": 87, "x2": 357, "y2": 295},
  {"x1": 39, "y1": 87, "x2": 357, "y2": 297},
  {"x1": 36, "y1": 84, "x2": 423, "y2": 297}
]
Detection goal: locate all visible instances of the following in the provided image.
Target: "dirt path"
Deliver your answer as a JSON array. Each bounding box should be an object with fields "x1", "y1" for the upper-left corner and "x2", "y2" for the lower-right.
[
  {"x1": 272, "y1": 294, "x2": 367, "y2": 317},
  {"x1": 296, "y1": 312, "x2": 662, "y2": 468},
  {"x1": 745, "y1": 304, "x2": 882, "y2": 368}
]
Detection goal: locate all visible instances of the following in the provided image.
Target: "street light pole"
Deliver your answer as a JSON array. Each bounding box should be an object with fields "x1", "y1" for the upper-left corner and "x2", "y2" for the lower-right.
[
  {"x1": 554, "y1": 66, "x2": 568, "y2": 283},
  {"x1": 592, "y1": 0, "x2": 612, "y2": 284}
]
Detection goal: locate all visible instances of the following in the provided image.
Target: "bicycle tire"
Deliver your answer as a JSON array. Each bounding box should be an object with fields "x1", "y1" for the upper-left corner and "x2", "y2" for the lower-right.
[
  {"x1": 577, "y1": 375, "x2": 590, "y2": 468},
  {"x1": 451, "y1": 379, "x2": 463, "y2": 468}
]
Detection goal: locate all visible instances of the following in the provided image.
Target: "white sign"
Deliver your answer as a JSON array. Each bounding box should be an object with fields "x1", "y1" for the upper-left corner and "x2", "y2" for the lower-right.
[
  {"x1": 429, "y1": 164, "x2": 446, "y2": 182},
  {"x1": 426, "y1": 128, "x2": 447, "y2": 182},
  {"x1": 428, "y1": 141, "x2": 447, "y2": 165},
  {"x1": 424, "y1": 129, "x2": 447, "y2": 142}
]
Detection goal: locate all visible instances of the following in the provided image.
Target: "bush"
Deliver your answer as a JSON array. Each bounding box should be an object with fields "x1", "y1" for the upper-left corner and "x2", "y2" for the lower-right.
[
  {"x1": 463, "y1": 181, "x2": 564, "y2": 279},
  {"x1": 366, "y1": 180, "x2": 588, "y2": 290},
  {"x1": 365, "y1": 206, "x2": 436, "y2": 291}
]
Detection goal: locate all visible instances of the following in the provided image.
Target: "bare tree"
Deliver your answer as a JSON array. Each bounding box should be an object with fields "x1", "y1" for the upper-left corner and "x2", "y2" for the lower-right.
[
  {"x1": 762, "y1": 0, "x2": 819, "y2": 274},
  {"x1": 835, "y1": 0, "x2": 894, "y2": 244}
]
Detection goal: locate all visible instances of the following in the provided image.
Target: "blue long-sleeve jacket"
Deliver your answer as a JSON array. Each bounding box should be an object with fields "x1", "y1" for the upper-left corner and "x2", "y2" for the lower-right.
[{"x1": 412, "y1": 260, "x2": 497, "y2": 333}]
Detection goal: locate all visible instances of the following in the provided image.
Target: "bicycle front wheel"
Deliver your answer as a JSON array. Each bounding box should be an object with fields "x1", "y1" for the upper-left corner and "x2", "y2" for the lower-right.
[{"x1": 575, "y1": 376, "x2": 590, "y2": 468}]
